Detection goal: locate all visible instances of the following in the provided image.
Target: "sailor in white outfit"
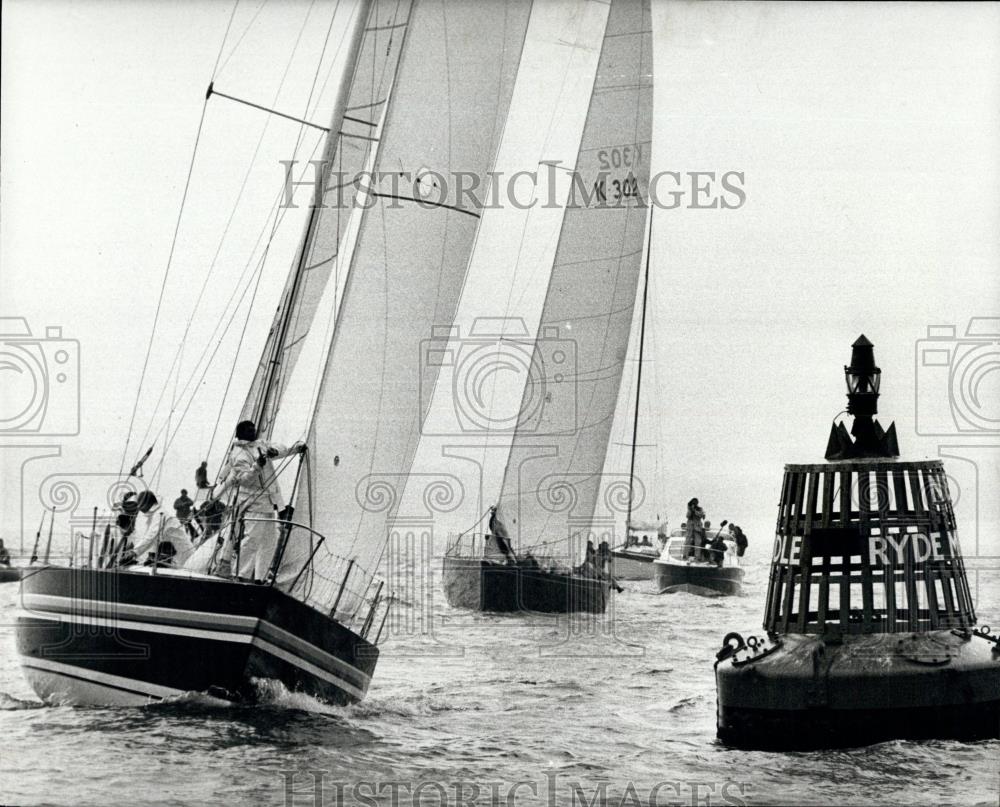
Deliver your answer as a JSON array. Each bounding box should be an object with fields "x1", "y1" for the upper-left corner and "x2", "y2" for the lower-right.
[
  {"x1": 131, "y1": 490, "x2": 194, "y2": 567},
  {"x1": 212, "y1": 420, "x2": 305, "y2": 581}
]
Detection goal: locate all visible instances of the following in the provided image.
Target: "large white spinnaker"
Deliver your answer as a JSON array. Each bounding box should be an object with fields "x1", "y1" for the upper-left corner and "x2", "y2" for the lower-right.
[
  {"x1": 496, "y1": 0, "x2": 654, "y2": 561},
  {"x1": 284, "y1": 0, "x2": 535, "y2": 616}
]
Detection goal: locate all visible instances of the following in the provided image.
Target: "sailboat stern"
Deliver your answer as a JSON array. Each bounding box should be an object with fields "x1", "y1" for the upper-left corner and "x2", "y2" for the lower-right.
[{"x1": 442, "y1": 554, "x2": 607, "y2": 614}]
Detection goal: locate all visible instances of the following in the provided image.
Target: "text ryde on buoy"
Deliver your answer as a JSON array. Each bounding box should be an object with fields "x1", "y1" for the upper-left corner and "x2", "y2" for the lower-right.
[{"x1": 771, "y1": 531, "x2": 958, "y2": 566}]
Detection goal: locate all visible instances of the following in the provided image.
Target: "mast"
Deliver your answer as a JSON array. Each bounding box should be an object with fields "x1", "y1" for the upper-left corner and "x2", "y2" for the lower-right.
[
  {"x1": 626, "y1": 208, "x2": 653, "y2": 532},
  {"x1": 252, "y1": 0, "x2": 373, "y2": 432}
]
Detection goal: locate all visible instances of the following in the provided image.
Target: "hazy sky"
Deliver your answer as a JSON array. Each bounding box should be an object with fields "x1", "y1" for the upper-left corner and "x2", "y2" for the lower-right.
[{"x1": 1, "y1": 1, "x2": 998, "y2": 556}]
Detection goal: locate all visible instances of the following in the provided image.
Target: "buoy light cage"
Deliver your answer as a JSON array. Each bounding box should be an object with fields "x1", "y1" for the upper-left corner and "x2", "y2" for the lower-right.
[
  {"x1": 765, "y1": 462, "x2": 975, "y2": 635},
  {"x1": 768, "y1": 334, "x2": 976, "y2": 635}
]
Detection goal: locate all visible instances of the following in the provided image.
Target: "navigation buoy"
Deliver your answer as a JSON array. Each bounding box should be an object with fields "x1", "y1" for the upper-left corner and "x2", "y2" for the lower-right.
[{"x1": 714, "y1": 335, "x2": 1000, "y2": 749}]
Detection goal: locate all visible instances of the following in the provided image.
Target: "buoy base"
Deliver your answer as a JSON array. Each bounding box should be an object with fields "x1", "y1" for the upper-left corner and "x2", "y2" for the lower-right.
[
  {"x1": 716, "y1": 631, "x2": 1000, "y2": 750},
  {"x1": 718, "y1": 699, "x2": 1000, "y2": 750}
]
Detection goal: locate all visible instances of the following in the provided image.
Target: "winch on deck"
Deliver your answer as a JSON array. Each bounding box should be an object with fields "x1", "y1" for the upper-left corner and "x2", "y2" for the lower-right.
[{"x1": 715, "y1": 336, "x2": 1000, "y2": 750}]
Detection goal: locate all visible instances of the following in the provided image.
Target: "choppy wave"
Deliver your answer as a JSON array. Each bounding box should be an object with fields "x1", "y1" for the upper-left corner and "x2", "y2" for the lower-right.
[{"x1": 0, "y1": 571, "x2": 997, "y2": 806}]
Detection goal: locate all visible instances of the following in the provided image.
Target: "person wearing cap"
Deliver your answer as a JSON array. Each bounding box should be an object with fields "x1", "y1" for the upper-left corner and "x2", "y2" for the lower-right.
[
  {"x1": 131, "y1": 490, "x2": 194, "y2": 567},
  {"x1": 209, "y1": 419, "x2": 306, "y2": 582}
]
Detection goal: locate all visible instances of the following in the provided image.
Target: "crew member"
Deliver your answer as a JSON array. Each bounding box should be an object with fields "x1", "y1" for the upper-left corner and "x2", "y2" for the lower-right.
[
  {"x1": 684, "y1": 498, "x2": 705, "y2": 561},
  {"x1": 174, "y1": 489, "x2": 196, "y2": 538},
  {"x1": 486, "y1": 505, "x2": 516, "y2": 564},
  {"x1": 0, "y1": 540, "x2": 10, "y2": 567},
  {"x1": 131, "y1": 490, "x2": 194, "y2": 567},
  {"x1": 732, "y1": 524, "x2": 749, "y2": 557},
  {"x1": 195, "y1": 461, "x2": 211, "y2": 490},
  {"x1": 709, "y1": 531, "x2": 728, "y2": 567},
  {"x1": 210, "y1": 420, "x2": 305, "y2": 582}
]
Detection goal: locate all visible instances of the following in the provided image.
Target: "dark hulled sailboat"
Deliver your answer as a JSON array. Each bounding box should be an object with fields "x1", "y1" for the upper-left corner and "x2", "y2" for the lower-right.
[
  {"x1": 16, "y1": 0, "x2": 533, "y2": 705},
  {"x1": 442, "y1": 0, "x2": 654, "y2": 615}
]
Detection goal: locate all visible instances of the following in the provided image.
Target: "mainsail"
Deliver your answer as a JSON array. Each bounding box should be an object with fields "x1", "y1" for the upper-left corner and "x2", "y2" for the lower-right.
[
  {"x1": 280, "y1": 0, "x2": 534, "y2": 614},
  {"x1": 496, "y1": 0, "x2": 653, "y2": 559},
  {"x1": 400, "y1": 0, "x2": 613, "y2": 542}
]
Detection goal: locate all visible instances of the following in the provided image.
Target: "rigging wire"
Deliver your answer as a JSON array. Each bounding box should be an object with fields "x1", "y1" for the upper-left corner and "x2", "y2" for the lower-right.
[
  {"x1": 149, "y1": 0, "x2": 325, "y2": 478},
  {"x1": 119, "y1": 0, "x2": 244, "y2": 480},
  {"x1": 215, "y1": 0, "x2": 268, "y2": 80},
  {"x1": 142, "y1": 0, "x2": 354, "y2": 482},
  {"x1": 119, "y1": 95, "x2": 210, "y2": 480}
]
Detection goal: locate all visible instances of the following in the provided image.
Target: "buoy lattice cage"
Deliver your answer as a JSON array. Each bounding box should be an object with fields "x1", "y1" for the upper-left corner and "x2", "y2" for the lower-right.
[{"x1": 765, "y1": 459, "x2": 975, "y2": 635}]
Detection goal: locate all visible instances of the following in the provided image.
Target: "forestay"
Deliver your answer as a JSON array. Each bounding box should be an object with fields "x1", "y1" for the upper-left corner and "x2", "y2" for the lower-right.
[{"x1": 496, "y1": 0, "x2": 653, "y2": 560}]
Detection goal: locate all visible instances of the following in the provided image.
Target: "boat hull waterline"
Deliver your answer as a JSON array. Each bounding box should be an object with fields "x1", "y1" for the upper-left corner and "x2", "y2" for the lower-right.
[
  {"x1": 16, "y1": 566, "x2": 377, "y2": 706},
  {"x1": 653, "y1": 559, "x2": 743, "y2": 596},
  {"x1": 442, "y1": 556, "x2": 608, "y2": 614}
]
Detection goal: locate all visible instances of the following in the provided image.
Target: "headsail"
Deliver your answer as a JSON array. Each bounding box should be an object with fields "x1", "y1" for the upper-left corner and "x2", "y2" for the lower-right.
[
  {"x1": 285, "y1": 0, "x2": 534, "y2": 614},
  {"x1": 496, "y1": 0, "x2": 653, "y2": 559},
  {"x1": 241, "y1": 0, "x2": 410, "y2": 438}
]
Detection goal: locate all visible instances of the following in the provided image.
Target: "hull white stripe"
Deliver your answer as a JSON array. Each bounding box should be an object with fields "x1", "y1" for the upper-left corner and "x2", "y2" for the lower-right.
[
  {"x1": 257, "y1": 621, "x2": 372, "y2": 685},
  {"x1": 21, "y1": 657, "x2": 184, "y2": 700},
  {"x1": 251, "y1": 638, "x2": 366, "y2": 700},
  {"x1": 21, "y1": 593, "x2": 372, "y2": 684},
  {"x1": 18, "y1": 611, "x2": 367, "y2": 699},
  {"x1": 16, "y1": 608, "x2": 253, "y2": 644},
  {"x1": 22, "y1": 593, "x2": 258, "y2": 631}
]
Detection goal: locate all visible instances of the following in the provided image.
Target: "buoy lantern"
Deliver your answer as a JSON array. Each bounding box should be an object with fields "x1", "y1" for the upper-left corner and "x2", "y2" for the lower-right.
[{"x1": 714, "y1": 336, "x2": 1000, "y2": 750}]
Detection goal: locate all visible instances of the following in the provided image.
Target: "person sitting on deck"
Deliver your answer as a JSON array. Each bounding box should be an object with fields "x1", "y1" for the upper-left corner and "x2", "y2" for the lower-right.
[
  {"x1": 0, "y1": 540, "x2": 10, "y2": 567},
  {"x1": 639, "y1": 535, "x2": 652, "y2": 547},
  {"x1": 132, "y1": 490, "x2": 194, "y2": 568},
  {"x1": 207, "y1": 419, "x2": 305, "y2": 582}
]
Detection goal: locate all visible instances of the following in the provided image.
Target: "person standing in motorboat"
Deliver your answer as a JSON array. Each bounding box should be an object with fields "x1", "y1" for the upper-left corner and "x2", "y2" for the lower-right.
[
  {"x1": 209, "y1": 420, "x2": 305, "y2": 582},
  {"x1": 731, "y1": 524, "x2": 749, "y2": 557},
  {"x1": 684, "y1": 498, "x2": 706, "y2": 561}
]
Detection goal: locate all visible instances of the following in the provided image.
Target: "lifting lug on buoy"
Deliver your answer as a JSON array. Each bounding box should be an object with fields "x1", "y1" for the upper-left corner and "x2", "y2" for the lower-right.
[
  {"x1": 970, "y1": 625, "x2": 1000, "y2": 656},
  {"x1": 715, "y1": 632, "x2": 746, "y2": 666}
]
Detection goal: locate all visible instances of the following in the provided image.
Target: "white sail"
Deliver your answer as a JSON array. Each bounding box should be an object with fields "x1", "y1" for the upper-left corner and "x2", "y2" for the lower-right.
[
  {"x1": 242, "y1": 0, "x2": 410, "y2": 436},
  {"x1": 400, "y1": 0, "x2": 613, "y2": 546},
  {"x1": 286, "y1": 0, "x2": 535, "y2": 615},
  {"x1": 496, "y1": 0, "x2": 654, "y2": 560}
]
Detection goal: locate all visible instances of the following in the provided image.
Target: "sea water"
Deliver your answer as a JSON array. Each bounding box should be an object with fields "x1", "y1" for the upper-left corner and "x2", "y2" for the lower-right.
[{"x1": 1, "y1": 563, "x2": 998, "y2": 806}]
